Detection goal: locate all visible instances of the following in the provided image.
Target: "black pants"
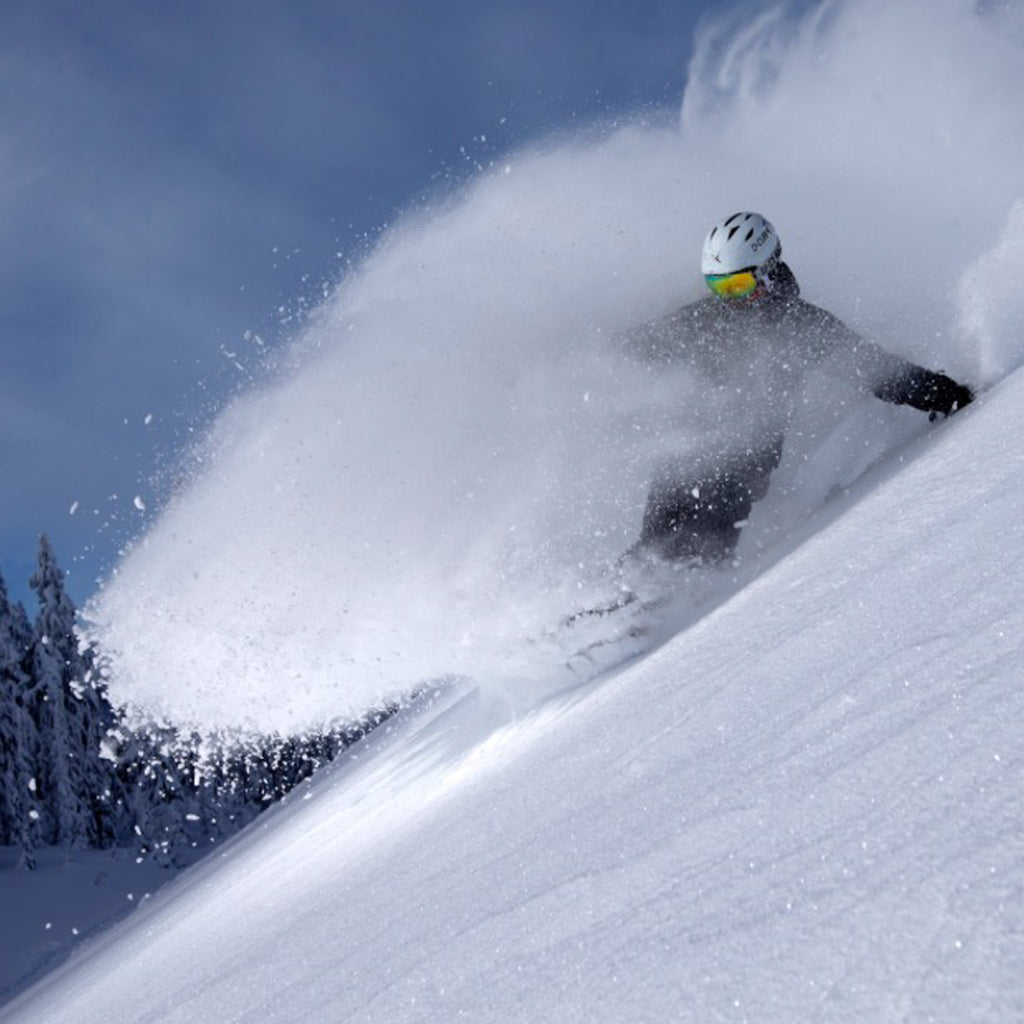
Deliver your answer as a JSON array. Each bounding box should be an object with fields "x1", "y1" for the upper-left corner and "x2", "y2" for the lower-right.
[{"x1": 639, "y1": 438, "x2": 784, "y2": 563}]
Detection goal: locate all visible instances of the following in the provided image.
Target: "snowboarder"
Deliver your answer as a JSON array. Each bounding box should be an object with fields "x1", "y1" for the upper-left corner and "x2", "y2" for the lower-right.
[{"x1": 626, "y1": 212, "x2": 974, "y2": 565}]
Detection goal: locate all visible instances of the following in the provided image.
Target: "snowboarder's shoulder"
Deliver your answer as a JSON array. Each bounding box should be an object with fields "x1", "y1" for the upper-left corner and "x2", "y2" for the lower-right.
[
  {"x1": 669, "y1": 295, "x2": 720, "y2": 321},
  {"x1": 774, "y1": 293, "x2": 851, "y2": 335},
  {"x1": 623, "y1": 297, "x2": 718, "y2": 360},
  {"x1": 649, "y1": 297, "x2": 722, "y2": 338}
]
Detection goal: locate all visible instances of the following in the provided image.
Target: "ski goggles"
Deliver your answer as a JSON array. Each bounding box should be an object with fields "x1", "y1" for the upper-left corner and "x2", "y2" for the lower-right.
[{"x1": 704, "y1": 269, "x2": 759, "y2": 300}]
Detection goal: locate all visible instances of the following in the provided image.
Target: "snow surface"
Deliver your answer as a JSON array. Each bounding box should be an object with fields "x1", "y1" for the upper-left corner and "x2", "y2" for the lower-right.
[
  {"x1": 4, "y1": 353, "x2": 1024, "y2": 1024},
  {"x1": 5, "y1": 0, "x2": 1023, "y2": 1020},
  {"x1": 0, "y1": 849, "x2": 174, "y2": 1003}
]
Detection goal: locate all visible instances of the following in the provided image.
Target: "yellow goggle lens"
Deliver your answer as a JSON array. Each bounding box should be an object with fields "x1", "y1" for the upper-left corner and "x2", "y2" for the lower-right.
[{"x1": 705, "y1": 270, "x2": 758, "y2": 300}]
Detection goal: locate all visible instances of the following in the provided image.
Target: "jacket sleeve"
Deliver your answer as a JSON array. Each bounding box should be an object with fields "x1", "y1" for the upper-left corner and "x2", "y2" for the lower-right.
[{"x1": 796, "y1": 301, "x2": 973, "y2": 415}]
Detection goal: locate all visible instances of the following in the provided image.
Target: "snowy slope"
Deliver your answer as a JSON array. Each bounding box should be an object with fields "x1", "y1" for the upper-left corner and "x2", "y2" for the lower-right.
[
  {"x1": 4, "y1": 366, "x2": 1022, "y2": 1023},
  {"x1": 6, "y1": 2, "x2": 1021, "y2": 1018}
]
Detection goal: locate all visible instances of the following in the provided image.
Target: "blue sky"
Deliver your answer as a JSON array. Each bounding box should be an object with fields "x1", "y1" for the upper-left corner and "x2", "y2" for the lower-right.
[{"x1": 0, "y1": 0, "x2": 708, "y2": 606}]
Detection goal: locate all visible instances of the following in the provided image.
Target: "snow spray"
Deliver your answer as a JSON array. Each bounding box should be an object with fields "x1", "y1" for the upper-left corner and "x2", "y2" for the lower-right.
[{"x1": 87, "y1": 0, "x2": 1024, "y2": 732}]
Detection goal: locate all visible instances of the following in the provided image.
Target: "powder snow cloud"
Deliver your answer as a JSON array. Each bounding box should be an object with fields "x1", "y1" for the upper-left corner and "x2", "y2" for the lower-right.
[{"x1": 87, "y1": 0, "x2": 1024, "y2": 733}]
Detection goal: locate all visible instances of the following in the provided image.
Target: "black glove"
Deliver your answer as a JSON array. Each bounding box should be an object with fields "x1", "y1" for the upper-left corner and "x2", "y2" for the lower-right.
[{"x1": 925, "y1": 374, "x2": 974, "y2": 419}]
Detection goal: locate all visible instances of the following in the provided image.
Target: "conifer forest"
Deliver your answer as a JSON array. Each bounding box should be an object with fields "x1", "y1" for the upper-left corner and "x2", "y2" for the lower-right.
[{"x1": 0, "y1": 536, "x2": 391, "y2": 870}]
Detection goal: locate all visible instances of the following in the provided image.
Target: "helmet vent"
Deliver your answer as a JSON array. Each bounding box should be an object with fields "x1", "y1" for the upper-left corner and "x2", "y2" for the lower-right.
[
  {"x1": 727, "y1": 225, "x2": 742, "y2": 241},
  {"x1": 744, "y1": 228, "x2": 754, "y2": 242}
]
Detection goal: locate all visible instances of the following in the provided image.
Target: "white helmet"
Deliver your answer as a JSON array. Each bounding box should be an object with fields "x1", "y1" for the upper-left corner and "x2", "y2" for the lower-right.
[{"x1": 701, "y1": 212, "x2": 780, "y2": 276}]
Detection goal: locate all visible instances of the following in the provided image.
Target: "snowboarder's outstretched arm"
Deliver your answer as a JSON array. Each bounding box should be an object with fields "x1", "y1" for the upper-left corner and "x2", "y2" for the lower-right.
[
  {"x1": 622, "y1": 289, "x2": 975, "y2": 418},
  {"x1": 795, "y1": 300, "x2": 975, "y2": 417}
]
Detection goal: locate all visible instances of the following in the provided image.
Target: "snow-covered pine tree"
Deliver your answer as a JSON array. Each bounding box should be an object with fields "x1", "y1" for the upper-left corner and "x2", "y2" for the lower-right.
[
  {"x1": 0, "y1": 564, "x2": 42, "y2": 865},
  {"x1": 27, "y1": 535, "x2": 114, "y2": 849},
  {"x1": 118, "y1": 723, "x2": 205, "y2": 866},
  {"x1": 10, "y1": 595, "x2": 43, "y2": 865},
  {"x1": 0, "y1": 566, "x2": 21, "y2": 839},
  {"x1": 70, "y1": 639, "x2": 123, "y2": 849}
]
